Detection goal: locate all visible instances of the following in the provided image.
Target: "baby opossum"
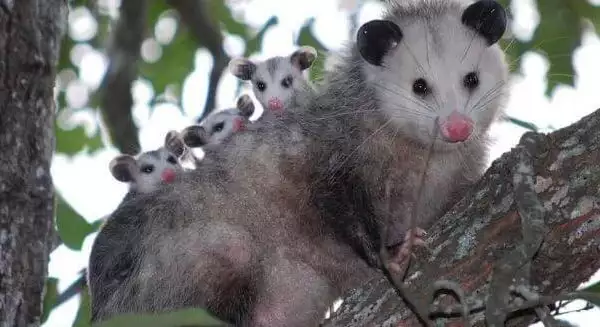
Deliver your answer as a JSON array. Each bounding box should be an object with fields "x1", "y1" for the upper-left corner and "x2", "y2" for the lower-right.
[
  {"x1": 109, "y1": 131, "x2": 187, "y2": 194},
  {"x1": 88, "y1": 1, "x2": 508, "y2": 326},
  {"x1": 182, "y1": 94, "x2": 255, "y2": 148},
  {"x1": 228, "y1": 46, "x2": 317, "y2": 114}
]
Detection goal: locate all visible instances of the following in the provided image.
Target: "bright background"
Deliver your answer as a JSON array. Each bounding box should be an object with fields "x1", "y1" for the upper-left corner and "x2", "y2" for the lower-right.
[{"x1": 44, "y1": 0, "x2": 600, "y2": 325}]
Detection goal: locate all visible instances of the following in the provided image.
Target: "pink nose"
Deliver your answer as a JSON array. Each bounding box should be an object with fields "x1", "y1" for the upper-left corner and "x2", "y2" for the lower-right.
[
  {"x1": 232, "y1": 117, "x2": 245, "y2": 132},
  {"x1": 439, "y1": 111, "x2": 474, "y2": 143},
  {"x1": 161, "y1": 168, "x2": 176, "y2": 183},
  {"x1": 267, "y1": 98, "x2": 283, "y2": 112}
]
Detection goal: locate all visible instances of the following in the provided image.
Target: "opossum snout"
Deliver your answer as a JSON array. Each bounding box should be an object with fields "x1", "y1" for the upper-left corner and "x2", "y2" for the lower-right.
[
  {"x1": 439, "y1": 111, "x2": 474, "y2": 143},
  {"x1": 267, "y1": 98, "x2": 283, "y2": 112},
  {"x1": 161, "y1": 168, "x2": 176, "y2": 183},
  {"x1": 232, "y1": 117, "x2": 245, "y2": 132}
]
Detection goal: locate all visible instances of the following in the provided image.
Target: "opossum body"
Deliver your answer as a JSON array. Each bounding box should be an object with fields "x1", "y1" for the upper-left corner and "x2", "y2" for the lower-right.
[
  {"x1": 88, "y1": 1, "x2": 509, "y2": 326},
  {"x1": 229, "y1": 46, "x2": 317, "y2": 114}
]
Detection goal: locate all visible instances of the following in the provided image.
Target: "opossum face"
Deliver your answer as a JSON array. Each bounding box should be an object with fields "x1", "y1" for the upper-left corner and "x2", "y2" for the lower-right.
[
  {"x1": 183, "y1": 95, "x2": 255, "y2": 147},
  {"x1": 358, "y1": 0, "x2": 508, "y2": 147},
  {"x1": 109, "y1": 147, "x2": 183, "y2": 193},
  {"x1": 229, "y1": 46, "x2": 317, "y2": 113}
]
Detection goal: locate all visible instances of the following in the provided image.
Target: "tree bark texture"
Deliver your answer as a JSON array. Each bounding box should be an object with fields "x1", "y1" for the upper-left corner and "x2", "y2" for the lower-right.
[
  {"x1": 0, "y1": 1, "x2": 67, "y2": 326},
  {"x1": 325, "y1": 108, "x2": 600, "y2": 327}
]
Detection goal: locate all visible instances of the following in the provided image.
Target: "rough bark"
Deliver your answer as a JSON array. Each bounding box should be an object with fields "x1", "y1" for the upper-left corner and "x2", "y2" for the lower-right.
[
  {"x1": 0, "y1": 0, "x2": 67, "y2": 326},
  {"x1": 324, "y1": 108, "x2": 600, "y2": 326}
]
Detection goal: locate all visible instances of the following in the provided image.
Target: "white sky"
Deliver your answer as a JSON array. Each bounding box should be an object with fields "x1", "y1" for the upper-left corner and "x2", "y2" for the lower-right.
[{"x1": 44, "y1": 0, "x2": 600, "y2": 325}]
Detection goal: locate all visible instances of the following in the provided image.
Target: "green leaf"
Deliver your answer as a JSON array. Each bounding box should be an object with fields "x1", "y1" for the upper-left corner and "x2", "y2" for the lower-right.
[
  {"x1": 582, "y1": 281, "x2": 600, "y2": 294},
  {"x1": 73, "y1": 286, "x2": 92, "y2": 327},
  {"x1": 55, "y1": 122, "x2": 103, "y2": 155},
  {"x1": 92, "y1": 308, "x2": 228, "y2": 327},
  {"x1": 245, "y1": 16, "x2": 279, "y2": 56},
  {"x1": 504, "y1": 116, "x2": 539, "y2": 131},
  {"x1": 296, "y1": 18, "x2": 328, "y2": 82},
  {"x1": 41, "y1": 277, "x2": 59, "y2": 324},
  {"x1": 140, "y1": 6, "x2": 196, "y2": 97},
  {"x1": 55, "y1": 194, "x2": 94, "y2": 251},
  {"x1": 208, "y1": 0, "x2": 248, "y2": 39}
]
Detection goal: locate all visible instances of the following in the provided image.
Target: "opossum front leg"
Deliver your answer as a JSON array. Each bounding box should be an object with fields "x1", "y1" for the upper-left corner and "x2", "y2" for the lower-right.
[
  {"x1": 386, "y1": 227, "x2": 427, "y2": 273},
  {"x1": 247, "y1": 252, "x2": 336, "y2": 327},
  {"x1": 383, "y1": 203, "x2": 428, "y2": 274}
]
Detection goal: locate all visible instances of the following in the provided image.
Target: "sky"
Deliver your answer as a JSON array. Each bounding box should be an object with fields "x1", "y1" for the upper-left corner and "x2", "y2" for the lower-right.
[{"x1": 43, "y1": 0, "x2": 600, "y2": 325}]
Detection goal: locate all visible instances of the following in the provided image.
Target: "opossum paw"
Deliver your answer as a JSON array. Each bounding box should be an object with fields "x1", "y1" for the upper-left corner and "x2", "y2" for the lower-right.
[{"x1": 387, "y1": 228, "x2": 427, "y2": 274}]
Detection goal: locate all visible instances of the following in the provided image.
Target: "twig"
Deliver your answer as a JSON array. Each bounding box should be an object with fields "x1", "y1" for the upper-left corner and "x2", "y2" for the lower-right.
[
  {"x1": 430, "y1": 280, "x2": 471, "y2": 327},
  {"x1": 166, "y1": 0, "x2": 230, "y2": 122},
  {"x1": 513, "y1": 285, "x2": 560, "y2": 327},
  {"x1": 98, "y1": 0, "x2": 148, "y2": 155},
  {"x1": 53, "y1": 270, "x2": 87, "y2": 308}
]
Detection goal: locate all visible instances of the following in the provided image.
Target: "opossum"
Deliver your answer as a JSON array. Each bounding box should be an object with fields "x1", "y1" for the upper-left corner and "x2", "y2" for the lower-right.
[
  {"x1": 109, "y1": 131, "x2": 187, "y2": 194},
  {"x1": 88, "y1": 1, "x2": 509, "y2": 326},
  {"x1": 182, "y1": 94, "x2": 255, "y2": 149},
  {"x1": 228, "y1": 46, "x2": 317, "y2": 114}
]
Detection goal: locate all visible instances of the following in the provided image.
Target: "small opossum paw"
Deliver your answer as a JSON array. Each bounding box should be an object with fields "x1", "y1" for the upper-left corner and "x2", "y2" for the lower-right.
[{"x1": 386, "y1": 228, "x2": 428, "y2": 274}]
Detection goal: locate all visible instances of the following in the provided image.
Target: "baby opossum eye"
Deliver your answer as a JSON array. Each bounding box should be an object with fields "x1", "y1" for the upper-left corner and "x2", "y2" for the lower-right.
[
  {"x1": 412, "y1": 78, "x2": 430, "y2": 96},
  {"x1": 463, "y1": 72, "x2": 479, "y2": 90},
  {"x1": 213, "y1": 122, "x2": 225, "y2": 133},
  {"x1": 256, "y1": 80, "x2": 266, "y2": 92},
  {"x1": 281, "y1": 75, "x2": 293, "y2": 88},
  {"x1": 167, "y1": 155, "x2": 177, "y2": 165},
  {"x1": 140, "y1": 164, "x2": 154, "y2": 174}
]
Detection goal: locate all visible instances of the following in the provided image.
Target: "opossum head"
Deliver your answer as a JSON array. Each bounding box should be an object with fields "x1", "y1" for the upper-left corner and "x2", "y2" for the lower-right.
[
  {"x1": 229, "y1": 46, "x2": 317, "y2": 113},
  {"x1": 357, "y1": 0, "x2": 509, "y2": 148},
  {"x1": 109, "y1": 132, "x2": 185, "y2": 193}
]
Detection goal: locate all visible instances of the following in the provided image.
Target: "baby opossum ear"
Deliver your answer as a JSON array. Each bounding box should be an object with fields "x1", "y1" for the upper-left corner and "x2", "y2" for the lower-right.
[
  {"x1": 164, "y1": 130, "x2": 186, "y2": 158},
  {"x1": 181, "y1": 125, "x2": 210, "y2": 148},
  {"x1": 461, "y1": 0, "x2": 507, "y2": 46},
  {"x1": 109, "y1": 155, "x2": 137, "y2": 183},
  {"x1": 228, "y1": 58, "x2": 256, "y2": 80},
  {"x1": 357, "y1": 20, "x2": 403, "y2": 66},
  {"x1": 290, "y1": 46, "x2": 317, "y2": 71},
  {"x1": 236, "y1": 94, "x2": 255, "y2": 118}
]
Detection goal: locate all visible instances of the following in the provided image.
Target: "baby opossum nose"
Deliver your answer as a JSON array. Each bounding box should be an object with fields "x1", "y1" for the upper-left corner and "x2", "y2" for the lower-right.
[
  {"x1": 267, "y1": 98, "x2": 283, "y2": 111},
  {"x1": 439, "y1": 111, "x2": 474, "y2": 143},
  {"x1": 161, "y1": 168, "x2": 176, "y2": 183},
  {"x1": 232, "y1": 117, "x2": 245, "y2": 132}
]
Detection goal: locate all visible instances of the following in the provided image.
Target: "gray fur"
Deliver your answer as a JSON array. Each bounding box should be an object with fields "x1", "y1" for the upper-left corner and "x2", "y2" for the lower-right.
[
  {"x1": 228, "y1": 46, "x2": 317, "y2": 114},
  {"x1": 89, "y1": 0, "x2": 509, "y2": 325}
]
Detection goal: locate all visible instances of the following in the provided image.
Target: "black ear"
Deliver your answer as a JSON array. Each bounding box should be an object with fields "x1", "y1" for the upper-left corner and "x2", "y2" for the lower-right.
[
  {"x1": 164, "y1": 130, "x2": 186, "y2": 158},
  {"x1": 290, "y1": 46, "x2": 317, "y2": 71},
  {"x1": 461, "y1": 0, "x2": 507, "y2": 46},
  {"x1": 181, "y1": 125, "x2": 210, "y2": 148},
  {"x1": 109, "y1": 155, "x2": 136, "y2": 182},
  {"x1": 228, "y1": 58, "x2": 257, "y2": 80},
  {"x1": 356, "y1": 19, "x2": 403, "y2": 66},
  {"x1": 236, "y1": 94, "x2": 255, "y2": 118}
]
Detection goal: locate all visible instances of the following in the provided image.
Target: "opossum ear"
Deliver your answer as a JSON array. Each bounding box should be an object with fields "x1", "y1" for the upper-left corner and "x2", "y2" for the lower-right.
[
  {"x1": 109, "y1": 155, "x2": 137, "y2": 183},
  {"x1": 461, "y1": 0, "x2": 507, "y2": 46},
  {"x1": 228, "y1": 58, "x2": 256, "y2": 80},
  {"x1": 290, "y1": 46, "x2": 317, "y2": 71},
  {"x1": 357, "y1": 20, "x2": 403, "y2": 66},
  {"x1": 236, "y1": 94, "x2": 255, "y2": 118},
  {"x1": 164, "y1": 130, "x2": 186, "y2": 158},
  {"x1": 181, "y1": 125, "x2": 210, "y2": 148}
]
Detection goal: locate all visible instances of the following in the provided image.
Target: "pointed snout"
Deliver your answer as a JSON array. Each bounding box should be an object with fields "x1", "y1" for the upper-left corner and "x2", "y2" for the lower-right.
[
  {"x1": 438, "y1": 111, "x2": 474, "y2": 143},
  {"x1": 267, "y1": 98, "x2": 283, "y2": 112}
]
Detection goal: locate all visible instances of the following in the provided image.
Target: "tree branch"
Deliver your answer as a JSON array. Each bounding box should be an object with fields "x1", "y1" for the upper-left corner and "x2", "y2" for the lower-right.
[
  {"x1": 324, "y1": 107, "x2": 600, "y2": 326},
  {"x1": 98, "y1": 0, "x2": 148, "y2": 155},
  {"x1": 167, "y1": 0, "x2": 230, "y2": 122}
]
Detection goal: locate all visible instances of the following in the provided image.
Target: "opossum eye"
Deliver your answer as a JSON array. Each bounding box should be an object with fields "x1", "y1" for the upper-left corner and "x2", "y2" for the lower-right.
[
  {"x1": 281, "y1": 75, "x2": 293, "y2": 88},
  {"x1": 412, "y1": 78, "x2": 430, "y2": 96},
  {"x1": 256, "y1": 80, "x2": 266, "y2": 92},
  {"x1": 167, "y1": 155, "x2": 177, "y2": 165},
  {"x1": 463, "y1": 72, "x2": 479, "y2": 90},
  {"x1": 213, "y1": 122, "x2": 225, "y2": 133},
  {"x1": 140, "y1": 164, "x2": 154, "y2": 174}
]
